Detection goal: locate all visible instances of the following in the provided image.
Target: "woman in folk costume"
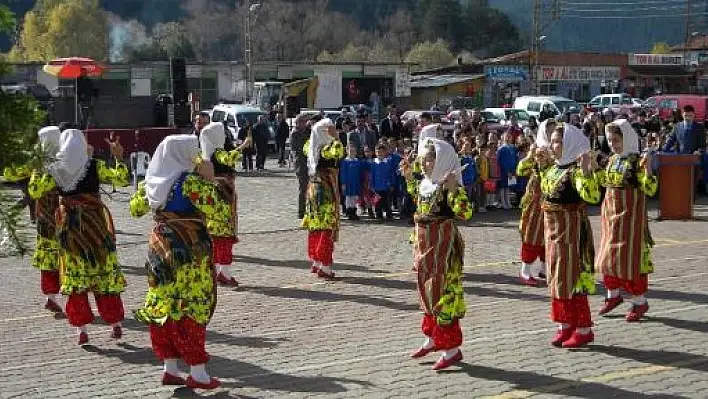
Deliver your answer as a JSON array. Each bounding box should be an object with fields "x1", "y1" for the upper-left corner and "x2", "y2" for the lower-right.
[
  {"x1": 516, "y1": 119, "x2": 555, "y2": 286},
  {"x1": 36, "y1": 129, "x2": 129, "y2": 344},
  {"x1": 129, "y1": 135, "x2": 224, "y2": 389},
  {"x1": 2, "y1": 126, "x2": 63, "y2": 312},
  {"x1": 596, "y1": 120, "x2": 657, "y2": 321},
  {"x1": 199, "y1": 122, "x2": 250, "y2": 287},
  {"x1": 302, "y1": 118, "x2": 345, "y2": 279},
  {"x1": 402, "y1": 138, "x2": 473, "y2": 371},
  {"x1": 540, "y1": 123, "x2": 601, "y2": 348}
]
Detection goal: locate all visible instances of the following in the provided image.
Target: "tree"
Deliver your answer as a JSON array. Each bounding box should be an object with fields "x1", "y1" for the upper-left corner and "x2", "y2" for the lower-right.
[
  {"x1": 0, "y1": 5, "x2": 47, "y2": 256},
  {"x1": 182, "y1": 0, "x2": 241, "y2": 61},
  {"x1": 9, "y1": 0, "x2": 109, "y2": 61},
  {"x1": 418, "y1": 0, "x2": 462, "y2": 50},
  {"x1": 459, "y1": 4, "x2": 521, "y2": 58},
  {"x1": 380, "y1": 9, "x2": 417, "y2": 62},
  {"x1": 650, "y1": 42, "x2": 672, "y2": 54},
  {"x1": 404, "y1": 40, "x2": 455, "y2": 71}
]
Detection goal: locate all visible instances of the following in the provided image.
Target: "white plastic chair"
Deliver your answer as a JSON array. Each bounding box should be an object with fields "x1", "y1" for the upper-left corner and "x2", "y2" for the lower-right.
[{"x1": 130, "y1": 151, "x2": 151, "y2": 190}]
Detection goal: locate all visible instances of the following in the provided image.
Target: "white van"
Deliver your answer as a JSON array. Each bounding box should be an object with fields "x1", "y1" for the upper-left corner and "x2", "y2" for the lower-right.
[
  {"x1": 513, "y1": 96, "x2": 581, "y2": 119},
  {"x1": 210, "y1": 104, "x2": 271, "y2": 145}
]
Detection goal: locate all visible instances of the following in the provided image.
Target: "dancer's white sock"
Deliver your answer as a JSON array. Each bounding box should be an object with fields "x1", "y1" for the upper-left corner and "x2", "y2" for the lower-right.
[
  {"x1": 110, "y1": 322, "x2": 121, "y2": 328},
  {"x1": 422, "y1": 337, "x2": 434, "y2": 350},
  {"x1": 190, "y1": 364, "x2": 210, "y2": 384},
  {"x1": 576, "y1": 327, "x2": 591, "y2": 334},
  {"x1": 47, "y1": 294, "x2": 60, "y2": 303},
  {"x1": 164, "y1": 359, "x2": 180, "y2": 376},
  {"x1": 319, "y1": 264, "x2": 332, "y2": 274},
  {"x1": 631, "y1": 295, "x2": 647, "y2": 305},
  {"x1": 442, "y1": 347, "x2": 460, "y2": 359},
  {"x1": 216, "y1": 264, "x2": 232, "y2": 278},
  {"x1": 520, "y1": 263, "x2": 532, "y2": 279},
  {"x1": 558, "y1": 323, "x2": 570, "y2": 330},
  {"x1": 78, "y1": 325, "x2": 88, "y2": 334},
  {"x1": 607, "y1": 289, "x2": 620, "y2": 299}
]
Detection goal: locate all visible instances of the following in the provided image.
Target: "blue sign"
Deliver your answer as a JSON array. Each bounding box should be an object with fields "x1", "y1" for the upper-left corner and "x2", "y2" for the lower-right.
[{"x1": 484, "y1": 65, "x2": 528, "y2": 81}]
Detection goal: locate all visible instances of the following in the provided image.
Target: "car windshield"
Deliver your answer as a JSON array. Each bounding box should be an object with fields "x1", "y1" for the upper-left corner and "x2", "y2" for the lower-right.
[
  {"x1": 481, "y1": 111, "x2": 500, "y2": 122},
  {"x1": 553, "y1": 100, "x2": 580, "y2": 113},
  {"x1": 506, "y1": 110, "x2": 530, "y2": 120},
  {"x1": 234, "y1": 112, "x2": 263, "y2": 127}
]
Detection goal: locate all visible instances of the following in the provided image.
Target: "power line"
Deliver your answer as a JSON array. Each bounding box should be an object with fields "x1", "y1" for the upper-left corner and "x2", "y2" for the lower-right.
[
  {"x1": 561, "y1": 0, "x2": 690, "y2": 5},
  {"x1": 561, "y1": 12, "x2": 708, "y2": 19},
  {"x1": 563, "y1": 5, "x2": 690, "y2": 13}
]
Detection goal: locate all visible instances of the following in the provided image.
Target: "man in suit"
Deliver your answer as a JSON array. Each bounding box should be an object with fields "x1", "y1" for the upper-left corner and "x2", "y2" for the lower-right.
[
  {"x1": 290, "y1": 115, "x2": 311, "y2": 219},
  {"x1": 350, "y1": 113, "x2": 377, "y2": 156},
  {"x1": 663, "y1": 105, "x2": 707, "y2": 155},
  {"x1": 379, "y1": 106, "x2": 402, "y2": 139}
]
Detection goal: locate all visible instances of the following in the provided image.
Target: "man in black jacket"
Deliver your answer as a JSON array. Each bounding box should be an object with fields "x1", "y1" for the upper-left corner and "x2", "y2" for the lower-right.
[
  {"x1": 275, "y1": 112, "x2": 289, "y2": 167},
  {"x1": 253, "y1": 115, "x2": 271, "y2": 171},
  {"x1": 379, "y1": 105, "x2": 402, "y2": 139},
  {"x1": 290, "y1": 115, "x2": 311, "y2": 218}
]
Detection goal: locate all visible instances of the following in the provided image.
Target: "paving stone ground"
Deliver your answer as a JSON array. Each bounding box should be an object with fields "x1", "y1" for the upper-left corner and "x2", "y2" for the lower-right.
[{"x1": 1, "y1": 158, "x2": 707, "y2": 399}]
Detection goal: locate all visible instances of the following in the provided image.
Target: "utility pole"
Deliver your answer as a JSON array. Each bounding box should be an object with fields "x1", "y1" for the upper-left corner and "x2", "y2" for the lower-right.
[
  {"x1": 245, "y1": 1, "x2": 253, "y2": 103},
  {"x1": 530, "y1": 0, "x2": 561, "y2": 95}
]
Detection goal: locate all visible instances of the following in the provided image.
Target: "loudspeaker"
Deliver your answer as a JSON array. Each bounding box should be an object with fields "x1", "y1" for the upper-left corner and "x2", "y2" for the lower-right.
[
  {"x1": 173, "y1": 103, "x2": 192, "y2": 127},
  {"x1": 171, "y1": 58, "x2": 188, "y2": 104}
]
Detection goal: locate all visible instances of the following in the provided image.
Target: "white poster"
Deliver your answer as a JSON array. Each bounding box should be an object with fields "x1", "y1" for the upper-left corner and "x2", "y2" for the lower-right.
[
  {"x1": 131, "y1": 78, "x2": 151, "y2": 97},
  {"x1": 315, "y1": 71, "x2": 342, "y2": 109}
]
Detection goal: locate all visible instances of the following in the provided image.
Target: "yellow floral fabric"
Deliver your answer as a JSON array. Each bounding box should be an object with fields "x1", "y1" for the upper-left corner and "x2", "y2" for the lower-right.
[
  {"x1": 301, "y1": 140, "x2": 344, "y2": 233},
  {"x1": 28, "y1": 172, "x2": 57, "y2": 199},
  {"x1": 595, "y1": 154, "x2": 658, "y2": 196},
  {"x1": 539, "y1": 165, "x2": 601, "y2": 204},
  {"x1": 183, "y1": 175, "x2": 233, "y2": 237},
  {"x1": 33, "y1": 235, "x2": 61, "y2": 271},
  {"x1": 2, "y1": 165, "x2": 32, "y2": 182},
  {"x1": 97, "y1": 159, "x2": 130, "y2": 187},
  {"x1": 135, "y1": 256, "x2": 215, "y2": 325},
  {"x1": 129, "y1": 182, "x2": 150, "y2": 218},
  {"x1": 214, "y1": 149, "x2": 242, "y2": 168},
  {"x1": 61, "y1": 252, "x2": 126, "y2": 295}
]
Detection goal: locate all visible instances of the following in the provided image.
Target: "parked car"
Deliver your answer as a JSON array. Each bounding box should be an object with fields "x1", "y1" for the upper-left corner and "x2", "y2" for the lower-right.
[
  {"x1": 210, "y1": 104, "x2": 274, "y2": 147},
  {"x1": 483, "y1": 108, "x2": 531, "y2": 128},
  {"x1": 586, "y1": 94, "x2": 634, "y2": 114},
  {"x1": 513, "y1": 96, "x2": 580, "y2": 120},
  {"x1": 400, "y1": 109, "x2": 455, "y2": 137}
]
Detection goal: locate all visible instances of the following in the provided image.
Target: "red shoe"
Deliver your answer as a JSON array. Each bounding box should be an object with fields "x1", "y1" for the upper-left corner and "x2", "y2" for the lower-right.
[
  {"x1": 186, "y1": 376, "x2": 221, "y2": 390},
  {"x1": 599, "y1": 296, "x2": 624, "y2": 315},
  {"x1": 111, "y1": 326, "x2": 122, "y2": 339},
  {"x1": 317, "y1": 269, "x2": 335, "y2": 280},
  {"x1": 410, "y1": 345, "x2": 436, "y2": 359},
  {"x1": 78, "y1": 332, "x2": 89, "y2": 345},
  {"x1": 217, "y1": 273, "x2": 239, "y2": 287},
  {"x1": 44, "y1": 298, "x2": 62, "y2": 313},
  {"x1": 626, "y1": 303, "x2": 649, "y2": 322},
  {"x1": 519, "y1": 273, "x2": 539, "y2": 287},
  {"x1": 550, "y1": 328, "x2": 574, "y2": 347},
  {"x1": 561, "y1": 331, "x2": 594, "y2": 348},
  {"x1": 162, "y1": 373, "x2": 185, "y2": 386},
  {"x1": 432, "y1": 350, "x2": 463, "y2": 370}
]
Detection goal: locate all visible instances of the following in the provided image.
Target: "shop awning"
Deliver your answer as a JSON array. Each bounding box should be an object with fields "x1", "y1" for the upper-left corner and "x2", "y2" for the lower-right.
[{"x1": 625, "y1": 66, "x2": 692, "y2": 78}]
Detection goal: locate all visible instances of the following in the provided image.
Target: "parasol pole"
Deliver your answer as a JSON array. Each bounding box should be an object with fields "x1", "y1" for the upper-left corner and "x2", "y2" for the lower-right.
[{"x1": 74, "y1": 78, "x2": 79, "y2": 125}]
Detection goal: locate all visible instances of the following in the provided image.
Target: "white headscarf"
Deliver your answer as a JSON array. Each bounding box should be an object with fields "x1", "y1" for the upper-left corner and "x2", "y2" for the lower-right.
[
  {"x1": 37, "y1": 126, "x2": 61, "y2": 159},
  {"x1": 418, "y1": 124, "x2": 439, "y2": 148},
  {"x1": 557, "y1": 123, "x2": 590, "y2": 167},
  {"x1": 145, "y1": 135, "x2": 200, "y2": 210},
  {"x1": 199, "y1": 122, "x2": 226, "y2": 160},
  {"x1": 535, "y1": 118, "x2": 556, "y2": 148},
  {"x1": 307, "y1": 118, "x2": 335, "y2": 177},
  {"x1": 46, "y1": 129, "x2": 90, "y2": 192},
  {"x1": 606, "y1": 119, "x2": 639, "y2": 156},
  {"x1": 417, "y1": 137, "x2": 463, "y2": 196}
]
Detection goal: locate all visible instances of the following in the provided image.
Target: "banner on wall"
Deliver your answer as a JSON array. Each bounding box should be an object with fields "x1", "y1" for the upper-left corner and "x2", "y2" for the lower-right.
[
  {"x1": 315, "y1": 71, "x2": 342, "y2": 109},
  {"x1": 537, "y1": 66, "x2": 620, "y2": 81}
]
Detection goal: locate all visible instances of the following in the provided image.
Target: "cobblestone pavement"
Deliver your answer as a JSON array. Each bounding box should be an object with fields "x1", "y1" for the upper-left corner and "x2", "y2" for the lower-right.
[{"x1": 1, "y1": 159, "x2": 707, "y2": 398}]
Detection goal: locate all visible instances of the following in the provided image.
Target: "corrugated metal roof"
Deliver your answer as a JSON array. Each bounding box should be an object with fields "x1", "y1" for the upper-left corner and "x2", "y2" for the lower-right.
[{"x1": 410, "y1": 74, "x2": 484, "y2": 88}]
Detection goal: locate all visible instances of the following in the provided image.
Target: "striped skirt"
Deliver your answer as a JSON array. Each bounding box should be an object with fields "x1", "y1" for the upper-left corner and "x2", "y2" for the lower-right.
[
  {"x1": 413, "y1": 217, "x2": 466, "y2": 325},
  {"x1": 519, "y1": 175, "x2": 544, "y2": 247},
  {"x1": 543, "y1": 202, "x2": 595, "y2": 300},
  {"x1": 596, "y1": 186, "x2": 653, "y2": 282}
]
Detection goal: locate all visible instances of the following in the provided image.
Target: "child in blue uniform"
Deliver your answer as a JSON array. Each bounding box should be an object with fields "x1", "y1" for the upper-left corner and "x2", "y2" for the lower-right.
[
  {"x1": 459, "y1": 138, "x2": 478, "y2": 205},
  {"x1": 497, "y1": 132, "x2": 518, "y2": 210},
  {"x1": 340, "y1": 144, "x2": 364, "y2": 220},
  {"x1": 371, "y1": 143, "x2": 396, "y2": 220}
]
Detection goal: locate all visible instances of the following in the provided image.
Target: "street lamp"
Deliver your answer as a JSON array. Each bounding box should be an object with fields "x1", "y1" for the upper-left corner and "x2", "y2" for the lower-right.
[
  {"x1": 245, "y1": 1, "x2": 261, "y2": 103},
  {"x1": 535, "y1": 35, "x2": 547, "y2": 95}
]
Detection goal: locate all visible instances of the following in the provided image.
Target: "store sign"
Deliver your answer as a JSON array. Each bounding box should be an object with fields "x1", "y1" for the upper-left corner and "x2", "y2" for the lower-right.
[
  {"x1": 628, "y1": 53, "x2": 684, "y2": 66},
  {"x1": 484, "y1": 65, "x2": 528, "y2": 81},
  {"x1": 538, "y1": 66, "x2": 620, "y2": 81}
]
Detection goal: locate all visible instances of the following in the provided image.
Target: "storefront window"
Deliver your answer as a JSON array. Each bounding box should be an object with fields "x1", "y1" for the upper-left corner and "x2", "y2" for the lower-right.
[{"x1": 539, "y1": 82, "x2": 558, "y2": 96}]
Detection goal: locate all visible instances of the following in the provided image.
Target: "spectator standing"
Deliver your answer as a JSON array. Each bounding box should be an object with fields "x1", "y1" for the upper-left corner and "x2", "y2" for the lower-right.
[
  {"x1": 253, "y1": 115, "x2": 270, "y2": 171},
  {"x1": 290, "y1": 115, "x2": 311, "y2": 218},
  {"x1": 275, "y1": 112, "x2": 290, "y2": 167}
]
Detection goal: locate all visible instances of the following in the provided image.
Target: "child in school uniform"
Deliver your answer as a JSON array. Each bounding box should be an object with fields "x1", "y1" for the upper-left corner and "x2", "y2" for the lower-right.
[
  {"x1": 360, "y1": 146, "x2": 376, "y2": 218},
  {"x1": 387, "y1": 141, "x2": 403, "y2": 212},
  {"x1": 339, "y1": 144, "x2": 364, "y2": 220},
  {"x1": 370, "y1": 143, "x2": 395, "y2": 220},
  {"x1": 459, "y1": 138, "x2": 478, "y2": 208},
  {"x1": 497, "y1": 132, "x2": 519, "y2": 210}
]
